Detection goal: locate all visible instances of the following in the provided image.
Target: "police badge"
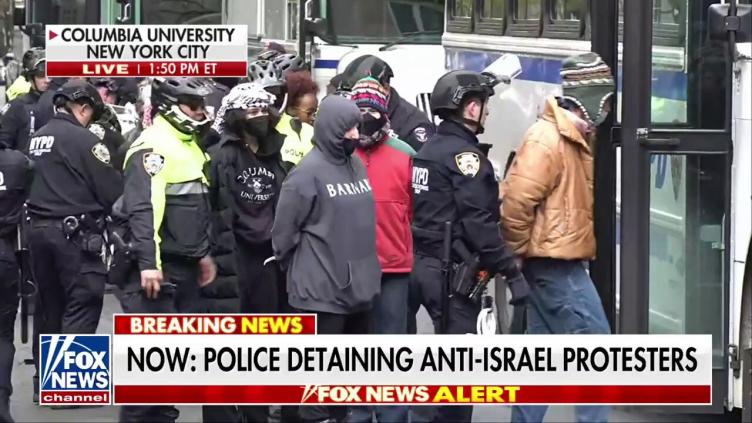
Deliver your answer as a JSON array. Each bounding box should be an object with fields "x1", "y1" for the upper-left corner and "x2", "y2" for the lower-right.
[
  {"x1": 455, "y1": 152, "x2": 480, "y2": 177},
  {"x1": 91, "y1": 142, "x2": 111, "y2": 164},
  {"x1": 142, "y1": 152, "x2": 165, "y2": 177}
]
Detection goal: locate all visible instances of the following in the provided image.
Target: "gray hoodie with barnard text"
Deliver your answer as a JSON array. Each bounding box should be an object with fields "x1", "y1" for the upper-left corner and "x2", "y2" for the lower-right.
[{"x1": 272, "y1": 95, "x2": 381, "y2": 314}]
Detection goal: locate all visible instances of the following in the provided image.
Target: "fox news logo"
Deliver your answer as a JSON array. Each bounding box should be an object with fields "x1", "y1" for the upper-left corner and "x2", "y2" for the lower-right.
[{"x1": 39, "y1": 334, "x2": 111, "y2": 405}]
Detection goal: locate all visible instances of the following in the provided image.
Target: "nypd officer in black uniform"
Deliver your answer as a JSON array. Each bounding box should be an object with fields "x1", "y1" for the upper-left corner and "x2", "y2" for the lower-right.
[
  {"x1": 409, "y1": 70, "x2": 528, "y2": 422},
  {"x1": 26, "y1": 80, "x2": 122, "y2": 386},
  {"x1": 0, "y1": 48, "x2": 49, "y2": 153},
  {"x1": 0, "y1": 140, "x2": 32, "y2": 422}
]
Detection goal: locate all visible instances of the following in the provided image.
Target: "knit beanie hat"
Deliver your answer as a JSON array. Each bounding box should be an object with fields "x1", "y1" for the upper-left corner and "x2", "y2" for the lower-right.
[
  {"x1": 350, "y1": 77, "x2": 389, "y2": 114},
  {"x1": 560, "y1": 52, "x2": 615, "y2": 126}
]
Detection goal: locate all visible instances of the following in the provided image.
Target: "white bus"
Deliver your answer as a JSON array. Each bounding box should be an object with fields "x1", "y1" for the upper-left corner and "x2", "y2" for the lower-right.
[{"x1": 301, "y1": 0, "x2": 751, "y2": 417}]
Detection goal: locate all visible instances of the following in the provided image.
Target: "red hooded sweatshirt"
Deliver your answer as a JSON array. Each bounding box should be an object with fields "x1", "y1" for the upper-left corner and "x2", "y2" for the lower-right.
[{"x1": 355, "y1": 135, "x2": 416, "y2": 273}]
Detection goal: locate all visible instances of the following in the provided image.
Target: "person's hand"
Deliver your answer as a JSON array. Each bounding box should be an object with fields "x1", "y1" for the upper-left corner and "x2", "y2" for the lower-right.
[
  {"x1": 198, "y1": 256, "x2": 217, "y2": 287},
  {"x1": 514, "y1": 256, "x2": 524, "y2": 271},
  {"x1": 140, "y1": 269, "x2": 163, "y2": 299}
]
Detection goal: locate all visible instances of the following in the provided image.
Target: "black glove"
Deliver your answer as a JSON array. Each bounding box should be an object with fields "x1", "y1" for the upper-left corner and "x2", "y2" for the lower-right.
[{"x1": 506, "y1": 273, "x2": 530, "y2": 305}]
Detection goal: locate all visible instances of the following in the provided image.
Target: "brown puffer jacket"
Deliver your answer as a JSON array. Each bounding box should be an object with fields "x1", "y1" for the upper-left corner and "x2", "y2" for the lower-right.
[{"x1": 501, "y1": 97, "x2": 595, "y2": 260}]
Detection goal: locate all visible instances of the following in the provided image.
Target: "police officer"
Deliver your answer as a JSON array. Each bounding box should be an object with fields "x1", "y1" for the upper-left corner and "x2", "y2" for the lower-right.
[
  {"x1": 339, "y1": 55, "x2": 435, "y2": 151},
  {"x1": 0, "y1": 48, "x2": 49, "y2": 152},
  {"x1": 26, "y1": 80, "x2": 122, "y2": 400},
  {"x1": 0, "y1": 139, "x2": 33, "y2": 422},
  {"x1": 119, "y1": 76, "x2": 216, "y2": 423},
  {"x1": 89, "y1": 78, "x2": 128, "y2": 170},
  {"x1": 409, "y1": 70, "x2": 528, "y2": 422}
]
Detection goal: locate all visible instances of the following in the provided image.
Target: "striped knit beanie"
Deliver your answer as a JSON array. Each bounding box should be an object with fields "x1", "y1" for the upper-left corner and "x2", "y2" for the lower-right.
[
  {"x1": 560, "y1": 52, "x2": 615, "y2": 126},
  {"x1": 350, "y1": 77, "x2": 389, "y2": 114}
]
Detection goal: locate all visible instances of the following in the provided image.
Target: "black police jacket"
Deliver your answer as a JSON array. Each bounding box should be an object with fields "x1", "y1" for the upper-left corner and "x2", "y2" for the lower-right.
[
  {"x1": 209, "y1": 130, "x2": 291, "y2": 248},
  {"x1": 0, "y1": 147, "x2": 33, "y2": 236},
  {"x1": 387, "y1": 87, "x2": 435, "y2": 152},
  {"x1": 27, "y1": 113, "x2": 123, "y2": 218},
  {"x1": 34, "y1": 78, "x2": 67, "y2": 130},
  {"x1": 89, "y1": 121, "x2": 127, "y2": 172},
  {"x1": 0, "y1": 91, "x2": 42, "y2": 152},
  {"x1": 411, "y1": 119, "x2": 518, "y2": 277}
]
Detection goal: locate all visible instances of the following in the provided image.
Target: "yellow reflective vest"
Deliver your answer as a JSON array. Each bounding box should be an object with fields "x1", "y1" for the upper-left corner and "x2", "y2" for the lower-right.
[{"x1": 276, "y1": 113, "x2": 314, "y2": 165}]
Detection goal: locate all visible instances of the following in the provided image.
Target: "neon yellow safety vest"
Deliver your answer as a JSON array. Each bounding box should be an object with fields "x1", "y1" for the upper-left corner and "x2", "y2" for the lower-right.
[
  {"x1": 6, "y1": 77, "x2": 31, "y2": 101},
  {"x1": 123, "y1": 115, "x2": 210, "y2": 270},
  {"x1": 276, "y1": 113, "x2": 314, "y2": 165}
]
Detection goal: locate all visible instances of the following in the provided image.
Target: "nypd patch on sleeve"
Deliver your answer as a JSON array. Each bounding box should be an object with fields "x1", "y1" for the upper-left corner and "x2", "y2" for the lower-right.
[
  {"x1": 89, "y1": 123, "x2": 106, "y2": 140},
  {"x1": 455, "y1": 152, "x2": 480, "y2": 177},
  {"x1": 142, "y1": 152, "x2": 165, "y2": 177},
  {"x1": 91, "y1": 142, "x2": 111, "y2": 165}
]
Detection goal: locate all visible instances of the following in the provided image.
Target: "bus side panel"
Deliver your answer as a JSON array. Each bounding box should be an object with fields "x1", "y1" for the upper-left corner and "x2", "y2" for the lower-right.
[{"x1": 731, "y1": 42, "x2": 752, "y2": 412}]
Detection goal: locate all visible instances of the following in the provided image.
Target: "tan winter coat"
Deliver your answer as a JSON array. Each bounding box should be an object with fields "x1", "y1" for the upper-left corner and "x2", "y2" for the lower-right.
[{"x1": 501, "y1": 97, "x2": 595, "y2": 260}]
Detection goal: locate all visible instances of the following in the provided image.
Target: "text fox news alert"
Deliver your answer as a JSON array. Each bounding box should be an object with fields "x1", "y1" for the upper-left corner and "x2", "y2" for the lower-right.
[
  {"x1": 44, "y1": 25, "x2": 248, "y2": 78},
  {"x1": 41, "y1": 314, "x2": 712, "y2": 406}
]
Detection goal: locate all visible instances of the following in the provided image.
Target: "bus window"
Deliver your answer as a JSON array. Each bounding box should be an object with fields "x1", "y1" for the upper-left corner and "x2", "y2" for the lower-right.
[
  {"x1": 327, "y1": 0, "x2": 443, "y2": 44},
  {"x1": 481, "y1": 0, "x2": 504, "y2": 19},
  {"x1": 650, "y1": 0, "x2": 729, "y2": 129},
  {"x1": 514, "y1": 0, "x2": 541, "y2": 20},
  {"x1": 508, "y1": 0, "x2": 542, "y2": 36},
  {"x1": 141, "y1": 0, "x2": 221, "y2": 25},
  {"x1": 452, "y1": 0, "x2": 473, "y2": 18},
  {"x1": 28, "y1": 0, "x2": 100, "y2": 25},
  {"x1": 552, "y1": 0, "x2": 585, "y2": 21}
]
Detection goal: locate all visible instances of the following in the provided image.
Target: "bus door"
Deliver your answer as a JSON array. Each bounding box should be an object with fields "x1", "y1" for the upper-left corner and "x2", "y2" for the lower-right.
[{"x1": 620, "y1": 0, "x2": 734, "y2": 412}]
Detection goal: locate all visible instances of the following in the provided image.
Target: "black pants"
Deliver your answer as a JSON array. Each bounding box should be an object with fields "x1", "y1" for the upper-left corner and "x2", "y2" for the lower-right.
[
  {"x1": 118, "y1": 257, "x2": 201, "y2": 423},
  {"x1": 0, "y1": 237, "x2": 18, "y2": 402},
  {"x1": 296, "y1": 309, "x2": 371, "y2": 423},
  {"x1": 235, "y1": 240, "x2": 288, "y2": 314},
  {"x1": 28, "y1": 224, "x2": 106, "y2": 373},
  {"x1": 408, "y1": 254, "x2": 478, "y2": 422},
  {"x1": 235, "y1": 240, "x2": 296, "y2": 423}
]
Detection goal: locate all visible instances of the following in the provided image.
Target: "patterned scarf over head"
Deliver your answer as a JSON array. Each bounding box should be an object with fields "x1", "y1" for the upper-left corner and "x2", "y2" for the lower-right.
[{"x1": 211, "y1": 82, "x2": 276, "y2": 133}]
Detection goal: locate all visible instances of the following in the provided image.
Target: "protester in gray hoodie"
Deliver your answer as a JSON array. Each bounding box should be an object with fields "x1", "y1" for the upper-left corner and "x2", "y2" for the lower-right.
[{"x1": 272, "y1": 94, "x2": 381, "y2": 422}]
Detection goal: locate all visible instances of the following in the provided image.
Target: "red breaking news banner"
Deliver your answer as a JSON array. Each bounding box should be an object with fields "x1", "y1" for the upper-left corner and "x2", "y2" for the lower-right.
[
  {"x1": 113, "y1": 385, "x2": 711, "y2": 405},
  {"x1": 110, "y1": 318, "x2": 713, "y2": 406},
  {"x1": 114, "y1": 314, "x2": 317, "y2": 335}
]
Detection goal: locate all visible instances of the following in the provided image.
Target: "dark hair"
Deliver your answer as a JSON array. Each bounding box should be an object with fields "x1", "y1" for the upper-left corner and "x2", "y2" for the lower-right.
[
  {"x1": 286, "y1": 70, "x2": 319, "y2": 110},
  {"x1": 451, "y1": 93, "x2": 485, "y2": 119},
  {"x1": 222, "y1": 108, "x2": 248, "y2": 137}
]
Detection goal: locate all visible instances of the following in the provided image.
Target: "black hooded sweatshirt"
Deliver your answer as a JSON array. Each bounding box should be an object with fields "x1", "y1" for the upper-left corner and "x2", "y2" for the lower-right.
[
  {"x1": 272, "y1": 95, "x2": 381, "y2": 314},
  {"x1": 209, "y1": 127, "x2": 290, "y2": 249}
]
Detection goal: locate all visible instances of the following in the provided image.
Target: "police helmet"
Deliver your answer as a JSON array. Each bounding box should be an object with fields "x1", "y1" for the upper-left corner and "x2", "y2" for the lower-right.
[
  {"x1": 53, "y1": 80, "x2": 106, "y2": 121},
  {"x1": 429, "y1": 70, "x2": 496, "y2": 118},
  {"x1": 340, "y1": 55, "x2": 394, "y2": 90},
  {"x1": 257, "y1": 49, "x2": 282, "y2": 61},
  {"x1": 151, "y1": 76, "x2": 213, "y2": 134},
  {"x1": 89, "y1": 77, "x2": 119, "y2": 93},
  {"x1": 272, "y1": 53, "x2": 305, "y2": 76},
  {"x1": 246, "y1": 60, "x2": 285, "y2": 89},
  {"x1": 22, "y1": 47, "x2": 46, "y2": 79}
]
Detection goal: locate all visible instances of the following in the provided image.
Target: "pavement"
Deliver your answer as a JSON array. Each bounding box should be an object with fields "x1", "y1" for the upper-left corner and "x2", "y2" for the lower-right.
[{"x1": 8, "y1": 294, "x2": 739, "y2": 422}]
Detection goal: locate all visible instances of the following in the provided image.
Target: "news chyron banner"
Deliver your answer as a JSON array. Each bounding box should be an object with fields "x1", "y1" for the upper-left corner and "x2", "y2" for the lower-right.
[
  {"x1": 40, "y1": 314, "x2": 713, "y2": 406},
  {"x1": 44, "y1": 25, "x2": 247, "y2": 78}
]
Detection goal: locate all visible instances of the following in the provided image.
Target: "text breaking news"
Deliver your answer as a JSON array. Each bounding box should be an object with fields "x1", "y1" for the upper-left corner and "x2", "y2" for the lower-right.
[{"x1": 76, "y1": 314, "x2": 716, "y2": 406}]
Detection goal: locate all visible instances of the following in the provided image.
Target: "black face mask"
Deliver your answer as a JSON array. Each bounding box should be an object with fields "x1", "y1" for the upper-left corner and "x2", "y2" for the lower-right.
[
  {"x1": 243, "y1": 116, "x2": 270, "y2": 138},
  {"x1": 359, "y1": 113, "x2": 386, "y2": 137},
  {"x1": 342, "y1": 137, "x2": 358, "y2": 156}
]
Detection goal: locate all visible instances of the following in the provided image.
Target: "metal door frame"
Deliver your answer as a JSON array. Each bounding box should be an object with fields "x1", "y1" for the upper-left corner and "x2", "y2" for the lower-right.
[{"x1": 620, "y1": 0, "x2": 732, "y2": 412}]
